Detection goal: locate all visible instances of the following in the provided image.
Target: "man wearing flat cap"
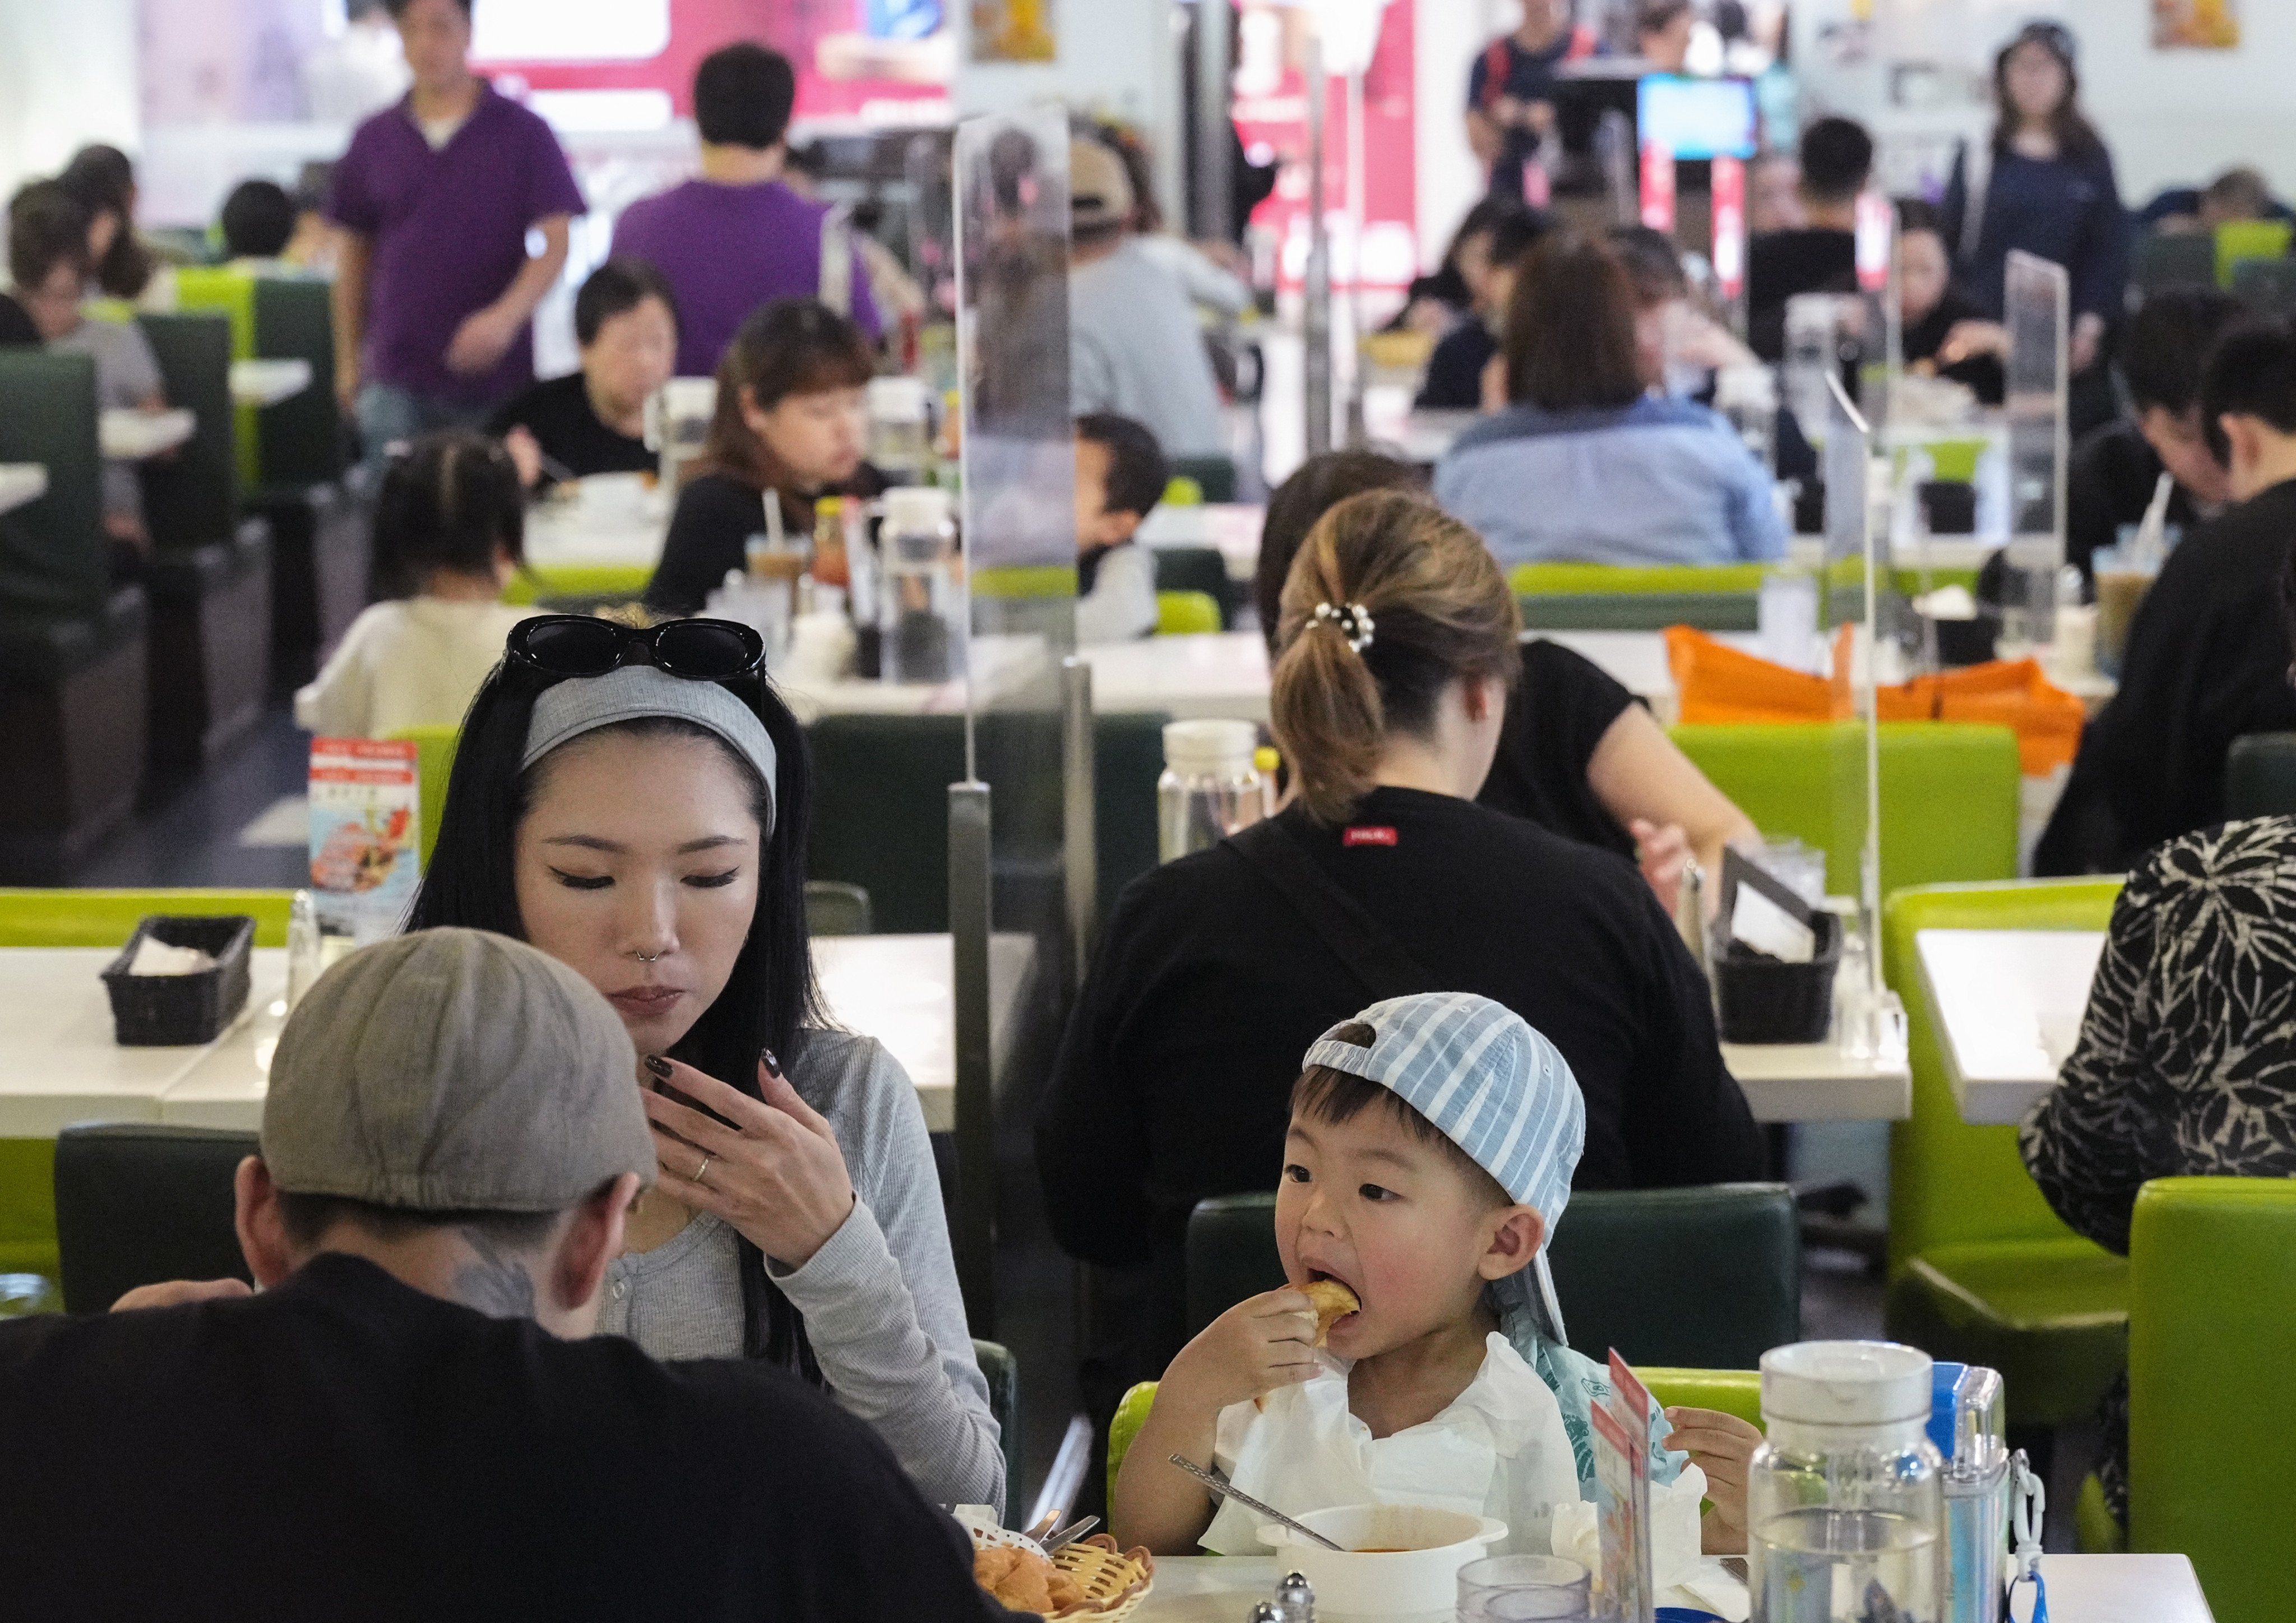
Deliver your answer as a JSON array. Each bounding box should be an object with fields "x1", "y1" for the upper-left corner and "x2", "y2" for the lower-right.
[{"x1": 0, "y1": 928, "x2": 1021, "y2": 1622}]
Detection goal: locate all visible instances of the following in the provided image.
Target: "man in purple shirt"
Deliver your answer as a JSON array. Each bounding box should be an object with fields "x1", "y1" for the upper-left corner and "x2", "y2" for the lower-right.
[
  {"x1": 328, "y1": 0, "x2": 584, "y2": 455},
  {"x1": 611, "y1": 43, "x2": 881, "y2": 381}
]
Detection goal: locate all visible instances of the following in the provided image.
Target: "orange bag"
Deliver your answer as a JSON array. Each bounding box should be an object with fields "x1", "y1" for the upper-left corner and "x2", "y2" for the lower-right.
[{"x1": 1664, "y1": 626, "x2": 2086, "y2": 775}]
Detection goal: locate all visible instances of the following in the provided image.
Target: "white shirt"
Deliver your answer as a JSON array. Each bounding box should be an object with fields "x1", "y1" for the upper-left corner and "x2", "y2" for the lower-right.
[
  {"x1": 1075, "y1": 542, "x2": 1159, "y2": 645},
  {"x1": 1205, "y1": 1333, "x2": 1582, "y2": 1557},
  {"x1": 294, "y1": 598, "x2": 537, "y2": 739}
]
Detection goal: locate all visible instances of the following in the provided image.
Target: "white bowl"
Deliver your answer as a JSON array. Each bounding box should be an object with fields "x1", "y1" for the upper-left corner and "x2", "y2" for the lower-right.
[{"x1": 1258, "y1": 1503, "x2": 1508, "y2": 1621}]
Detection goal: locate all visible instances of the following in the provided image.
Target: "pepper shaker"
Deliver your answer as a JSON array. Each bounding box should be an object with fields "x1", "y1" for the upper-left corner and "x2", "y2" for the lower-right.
[{"x1": 1275, "y1": 1570, "x2": 1316, "y2": 1623}]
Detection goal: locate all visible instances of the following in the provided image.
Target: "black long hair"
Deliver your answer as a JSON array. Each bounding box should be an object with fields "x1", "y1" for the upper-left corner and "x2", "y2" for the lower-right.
[{"x1": 406, "y1": 659, "x2": 830, "y2": 1379}]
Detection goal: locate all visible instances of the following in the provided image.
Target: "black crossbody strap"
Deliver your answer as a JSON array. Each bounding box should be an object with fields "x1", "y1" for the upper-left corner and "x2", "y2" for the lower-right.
[{"x1": 1225, "y1": 818, "x2": 1434, "y2": 1002}]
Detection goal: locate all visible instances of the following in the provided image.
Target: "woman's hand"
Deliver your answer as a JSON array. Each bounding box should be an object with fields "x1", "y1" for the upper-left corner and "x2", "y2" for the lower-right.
[
  {"x1": 1161, "y1": 1288, "x2": 1320, "y2": 1421},
  {"x1": 1664, "y1": 1404, "x2": 1764, "y2": 1553},
  {"x1": 110, "y1": 1278, "x2": 252, "y2": 1312},
  {"x1": 1630, "y1": 818, "x2": 1693, "y2": 917},
  {"x1": 642, "y1": 1055, "x2": 857, "y2": 1269},
  {"x1": 1937, "y1": 319, "x2": 2010, "y2": 367},
  {"x1": 2071, "y1": 311, "x2": 2106, "y2": 373}
]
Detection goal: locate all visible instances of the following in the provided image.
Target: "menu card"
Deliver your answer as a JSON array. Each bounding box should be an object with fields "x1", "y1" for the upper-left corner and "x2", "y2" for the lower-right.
[
  {"x1": 308, "y1": 737, "x2": 420, "y2": 941},
  {"x1": 1591, "y1": 1350, "x2": 1656, "y2": 1623}
]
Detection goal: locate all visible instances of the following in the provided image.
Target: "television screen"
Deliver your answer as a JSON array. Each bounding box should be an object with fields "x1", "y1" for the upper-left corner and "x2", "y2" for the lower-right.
[{"x1": 1636, "y1": 76, "x2": 1757, "y2": 160}]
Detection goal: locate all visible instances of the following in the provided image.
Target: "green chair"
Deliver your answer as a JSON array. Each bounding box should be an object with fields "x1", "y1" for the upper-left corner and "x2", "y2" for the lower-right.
[
  {"x1": 1151, "y1": 545, "x2": 1238, "y2": 628},
  {"x1": 0, "y1": 890, "x2": 294, "y2": 1284},
  {"x1": 1107, "y1": 1367, "x2": 1765, "y2": 1509},
  {"x1": 1184, "y1": 1186, "x2": 1799, "y2": 1370},
  {"x1": 503, "y1": 563, "x2": 652, "y2": 609},
  {"x1": 138, "y1": 312, "x2": 272, "y2": 770},
  {"x1": 1508, "y1": 562, "x2": 1773, "y2": 597},
  {"x1": 2224, "y1": 732, "x2": 2296, "y2": 819},
  {"x1": 973, "y1": 1337, "x2": 1024, "y2": 1526},
  {"x1": 1168, "y1": 455, "x2": 1237, "y2": 505},
  {"x1": 172, "y1": 267, "x2": 262, "y2": 494},
  {"x1": 385, "y1": 725, "x2": 459, "y2": 869},
  {"x1": 1518, "y1": 591, "x2": 1761, "y2": 632},
  {"x1": 1155, "y1": 590, "x2": 1221, "y2": 637},
  {"x1": 244, "y1": 276, "x2": 359, "y2": 687},
  {"x1": 0, "y1": 350, "x2": 109, "y2": 621},
  {"x1": 2232, "y1": 256, "x2": 2296, "y2": 318},
  {"x1": 1673, "y1": 723, "x2": 2022, "y2": 898},
  {"x1": 806, "y1": 713, "x2": 968, "y2": 934},
  {"x1": 53, "y1": 1123, "x2": 257, "y2": 1314},
  {"x1": 1093, "y1": 711, "x2": 1172, "y2": 913},
  {"x1": 2214, "y1": 219, "x2": 2293, "y2": 289},
  {"x1": 1881, "y1": 881, "x2": 2130, "y2": 1432},
  {"x1": 2133, "y1": 232, "x2": 2218, "y2": 296},
  {"x1": 802, "y1": 880, "x2": 873, "y2": 937},
  {"x1": 2127, "y1": 1178, "x2": 2296, "y2": 1621}
]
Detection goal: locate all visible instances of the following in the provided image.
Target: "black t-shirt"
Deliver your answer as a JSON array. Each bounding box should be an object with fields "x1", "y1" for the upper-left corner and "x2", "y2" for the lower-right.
[
  {"x1": 0, "y1": 1254, "x2": 1020, "y2": 1623},
  {"x1": 645, "y1": 466, "x2": 889, "y2": 616},
  {"x1": 1746, "y1": 228, "x2": 1857, "y2": 362},
  {"x1": 1478, "y1": 639, "x2": 1638, "y2": 859},
  {"x1": 2035, "y1": 479, "x2": 2296, "y2": 875},
  {"x1": 1900, "y1": 285, "x2": 2006, "y2": 408},
  {"x1": 1415, "y1": 317, "x2": 1499, "y2": 411},
  {"x1": 1037, "y1": 785, "x2": 1764, "y2": 1384},
  {"x1": 486, "y1": 373, "x2": 655, "y2": 483},
  {"x1": 0, "y1": 292, "x2": 36, "y2": 348}
]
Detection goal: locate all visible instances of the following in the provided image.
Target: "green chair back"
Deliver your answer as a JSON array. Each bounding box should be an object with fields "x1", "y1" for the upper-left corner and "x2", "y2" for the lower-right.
[
  {"x1": 1155, "y1": 590, "x2": 1221, "y2": 637},
  {"x1": 0, "y1": 350, "x2": 107, "y2": 620},
  {"x1": 1520, "y1": 591, "x2": 1761, "y2": 632},
  {"x1": 53, "y1": 1123, "x2": 257, "y2": 1314},
  {"x1": 1168, "y1": 455, "x2": 1237, "y2": 504},
  {"x1": 802, "y1": 880, "x2": 873, "y2": 937},
  {"x1": 1094, "y1": 711, "x2": 1171, "y2": 913},
  {"x1": 172, "y1": 267, "x2": 261, "y2": 494},
  {"x1": 2224, "y1": 732, "x2": 2296, "y2": 819},
  {"x1": 137, "y1": 312, "x2": 240, "y2": 551},
  {"x1": 2127, "y1": 1177, "x2": 2296, "y2": 1621},
  {"x1": 806, "y1": 713, "x2": 967, "y2": 934},
  {"x1": 1673, "y1": 723, "x2": 2022, "y2": 899},
  {"x1": 385, "y1": 725, "x2": 460, "y2": 869},
  {"x1": 503, "y1": 564, "x2": 651, "y2": 609},
  {"x1": 973, "y1": 1337, "x2": 1023, "y2": 1525},
  {"x1": 1185, "y1": 1185, "x2": 1798, "y2": 1370},
  {"x1": 2133, "y1": 232, "x2": 2218, "y2": 296},
  {"x1": 1509, "y1": 562, "x2": 1773, "y2": 596},
  {"x1": 1880, "y1": 880, "x2": 2130, "y2": 1427},
  {"x1": 2215, "y1": 219, "x2": 2293, "y2": 288},
  {"x1": 0, "y1": 887, "x2": 295, "y2": 947},
  {"x1": 251, "y1": 276, "x2": 345, "y2": 493},
  {"x1": 974, "y1": 564, "x2": 1079, "y2": 600}
]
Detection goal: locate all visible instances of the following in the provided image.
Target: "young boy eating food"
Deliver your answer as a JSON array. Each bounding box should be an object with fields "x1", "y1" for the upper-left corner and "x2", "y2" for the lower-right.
[{"x1": 1113, "y1": 992, "x2": 1762, "y2": 1560}]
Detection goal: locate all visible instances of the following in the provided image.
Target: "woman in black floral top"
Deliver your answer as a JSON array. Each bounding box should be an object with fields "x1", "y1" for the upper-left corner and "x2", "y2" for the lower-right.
[{"x1": 2020, "y1": 816, "x2": 2296, "y2": 1526}]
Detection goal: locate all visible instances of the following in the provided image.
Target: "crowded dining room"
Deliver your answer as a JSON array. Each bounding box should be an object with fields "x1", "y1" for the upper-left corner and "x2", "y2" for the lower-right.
[{"x1": 5, "y1": 0, "x2": 2295, "y2": 1616}]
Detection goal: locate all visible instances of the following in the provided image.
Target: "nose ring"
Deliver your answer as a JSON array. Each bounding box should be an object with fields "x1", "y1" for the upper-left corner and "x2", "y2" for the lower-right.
[{"x1": 632, "y1": 949, "x2": 661, "y2": 963}]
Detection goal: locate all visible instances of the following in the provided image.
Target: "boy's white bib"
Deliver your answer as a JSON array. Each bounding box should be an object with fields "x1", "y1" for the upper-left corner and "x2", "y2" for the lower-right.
[{"x1": 1203, "y1": 1332, "x2": 1581, "y2": 1556}]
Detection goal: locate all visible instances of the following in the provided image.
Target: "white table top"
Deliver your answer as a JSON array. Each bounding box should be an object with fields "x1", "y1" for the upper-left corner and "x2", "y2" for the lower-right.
[
  {"x1": 0, "y1": 463, "x2": 47, "y2": 515},
  {"x1": 524, "y1": 486, "x2": 672, "y2": 571},
  {"x1": 1725, "y1": 1035, "x2": 1910, "y2": 1122},
  {"x1": 1918, "y1": 927, "x2": 2107, "y2": 1126},
  {"x1": 99, "y1": 408, "x2": 196, "y2": 461},
  {"x1": 1136, "y1": 503, "x2": 1263, "y2": 584},
  {"x1": 228, "y1": 358, "x2": 311, "y2": 408},
  {"x1": 1132, "y1": 1552, "x2": 2207, "y2": 1622},
  {"x1": 2, "y1": 936, "x2": 1036, "y2": 1140}
]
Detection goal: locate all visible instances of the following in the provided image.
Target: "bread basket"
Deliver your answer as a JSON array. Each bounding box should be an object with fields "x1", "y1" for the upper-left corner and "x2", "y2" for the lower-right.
[{"x1": 970, "y1": 1525, "x2": 1155, "y2": 1621}]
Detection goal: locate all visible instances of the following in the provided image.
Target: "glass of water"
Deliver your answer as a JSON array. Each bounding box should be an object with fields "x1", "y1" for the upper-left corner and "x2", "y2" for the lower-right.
[{"x1": 1456, "y1": 1555, "x2": 1592, "y2": 1621}]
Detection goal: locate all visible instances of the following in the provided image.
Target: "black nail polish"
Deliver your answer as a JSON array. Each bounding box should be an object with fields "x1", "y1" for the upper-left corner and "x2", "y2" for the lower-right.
[
  {"x1": 760, "y1": 1046, "x2": 781, "y2": 1075},
  {"x1": 644, "y1": 1055, "x2": 673, "y2": 1079}
]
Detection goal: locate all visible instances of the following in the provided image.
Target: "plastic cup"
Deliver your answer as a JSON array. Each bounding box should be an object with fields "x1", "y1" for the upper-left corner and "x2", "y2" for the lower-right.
[{"x1": 1456, "y1": 1554, "x2": 1592, "y2": 1621}]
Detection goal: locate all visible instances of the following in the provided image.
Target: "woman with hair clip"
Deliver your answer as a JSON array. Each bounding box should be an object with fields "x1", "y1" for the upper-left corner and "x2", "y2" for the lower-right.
[
  {"x1": 1938, "y1": 20, "x2": 2126, "y2": 385},
  {"x1": 1039, "y1": 489, "x2": 1763, "y2": 1408},
  {"x1": 405, "y1": 616, "x2": 1002, "y2": 1509},
  {"x1": 57, "y1": 144, "x2": 161, "y2": 306},
  {"x1": 644, "y1": 298, "x2": 886, "y2": 616}
]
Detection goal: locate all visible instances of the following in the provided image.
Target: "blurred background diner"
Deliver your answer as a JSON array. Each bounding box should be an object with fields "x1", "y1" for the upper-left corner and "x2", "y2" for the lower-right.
[{"x1": 4, "y1": 0, "x2": 2296, "y2": 1612}]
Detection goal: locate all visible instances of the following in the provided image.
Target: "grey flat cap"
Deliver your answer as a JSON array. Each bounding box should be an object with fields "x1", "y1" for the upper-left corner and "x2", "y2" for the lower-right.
[{"x1": 264, "y1": 928, "x2": 657, "y2": 1212}]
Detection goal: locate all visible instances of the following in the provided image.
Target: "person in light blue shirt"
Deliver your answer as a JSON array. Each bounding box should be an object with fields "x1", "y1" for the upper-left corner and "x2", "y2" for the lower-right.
[{"x1": 1433, "y1": 233, "x2": 1785, "y2": 568}]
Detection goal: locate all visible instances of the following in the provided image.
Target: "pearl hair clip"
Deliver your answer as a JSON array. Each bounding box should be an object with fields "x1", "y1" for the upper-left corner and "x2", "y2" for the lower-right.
[{"x1": 1312, "y1": 600, "x2": 1376, "y2": 654}]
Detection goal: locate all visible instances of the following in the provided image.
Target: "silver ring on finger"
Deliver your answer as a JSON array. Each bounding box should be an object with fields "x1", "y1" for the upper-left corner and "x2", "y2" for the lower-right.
[{"x1": 692, "y1": 1153, "x2": 714, "y2": 1188}]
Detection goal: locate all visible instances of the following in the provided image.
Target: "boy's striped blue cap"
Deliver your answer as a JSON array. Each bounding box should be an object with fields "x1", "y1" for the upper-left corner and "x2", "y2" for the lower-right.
[{"x1": 1302, "y1": 992, "x2": 1585, "y2": 1344}]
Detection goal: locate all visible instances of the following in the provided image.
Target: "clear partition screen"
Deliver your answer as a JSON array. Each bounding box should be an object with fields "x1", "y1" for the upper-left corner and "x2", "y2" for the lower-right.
[
  {"x1": 1822, "y1": 373, "x2": 1885, "y2": 1014},
  {"x1": 946, "y1": 107, "x2": 1079, "y2": 1329},
  {"x1": 2002, "y1": 249, "x2": 2070, "y2": 647}
]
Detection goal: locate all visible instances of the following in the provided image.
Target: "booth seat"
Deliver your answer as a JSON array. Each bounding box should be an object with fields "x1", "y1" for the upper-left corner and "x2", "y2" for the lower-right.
[{"x1": 1881, "y1": 880, "x2": 2129, "y2": 1434}]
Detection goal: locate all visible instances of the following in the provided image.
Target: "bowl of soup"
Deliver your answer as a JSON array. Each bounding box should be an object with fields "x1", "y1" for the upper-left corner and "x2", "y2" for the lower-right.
[{"x1": 1258, "y1": 1504, "x2": 1508, "y2": 1620}]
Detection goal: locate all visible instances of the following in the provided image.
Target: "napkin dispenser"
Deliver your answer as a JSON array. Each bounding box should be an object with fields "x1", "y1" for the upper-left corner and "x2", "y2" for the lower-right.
[
  {"x1": 1709, "y1": 850, "x2": 1840, "y2": 1044},
  {"x1": 100, "y1": 914, "x2": 254, "y2": 1047}
]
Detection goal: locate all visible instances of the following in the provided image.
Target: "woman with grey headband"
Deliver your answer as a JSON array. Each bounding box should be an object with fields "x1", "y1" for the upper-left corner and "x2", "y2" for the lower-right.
[{"x1": 405, "y1": 614, "x2": 1002, "y2": 1511}]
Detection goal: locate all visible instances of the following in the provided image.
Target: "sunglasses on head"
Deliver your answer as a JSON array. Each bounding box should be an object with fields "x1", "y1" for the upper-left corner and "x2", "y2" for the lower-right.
[{"x1": 506, "y1": 616, "x2": 766, "y2": 682}]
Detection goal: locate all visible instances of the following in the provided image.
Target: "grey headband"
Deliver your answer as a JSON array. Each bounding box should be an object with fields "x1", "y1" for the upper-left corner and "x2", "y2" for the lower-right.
[{"x1": 521, "y1": 665, "x2": 778, "y2": 837}]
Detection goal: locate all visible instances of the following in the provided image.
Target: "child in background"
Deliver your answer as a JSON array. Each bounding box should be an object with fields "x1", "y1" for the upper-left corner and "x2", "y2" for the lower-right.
[
  {"x1": 1073, "y1": 411, "x2": 1168, "y2": 644},
  {"x1": 218, "y1": 179, "x2": 298, "y2": 265},
  {"x1": 8, "y1": 181, "x2": 166, "y2": 568},
  {"x1": 295, "y1": 432, "x2": 535, "y2": 738},
  {"x1": 1113, "y1": 993, "x2": 1762, "y2": 1561}
]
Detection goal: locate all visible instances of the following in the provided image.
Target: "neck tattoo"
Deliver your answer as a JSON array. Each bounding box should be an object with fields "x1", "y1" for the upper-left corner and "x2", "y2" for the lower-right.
[{"x1": 451, "y1": 1228, "x2": 539, "y2": 1320}]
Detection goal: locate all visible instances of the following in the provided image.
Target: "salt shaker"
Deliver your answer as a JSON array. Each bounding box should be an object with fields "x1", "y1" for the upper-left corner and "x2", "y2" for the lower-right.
[{"x1": 1272, "y1": 1570, "x2": 1315, "y2": 1623}]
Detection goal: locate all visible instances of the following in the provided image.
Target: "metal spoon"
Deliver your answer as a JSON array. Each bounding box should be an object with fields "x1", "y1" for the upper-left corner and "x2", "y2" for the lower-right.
[
  {"x1": 1040, "y1": 1515, "x2": 1099, "y2": 1555},
  {"x1": 1166, "y1": 1454, "x2": 1345, "y2": 1551}
]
